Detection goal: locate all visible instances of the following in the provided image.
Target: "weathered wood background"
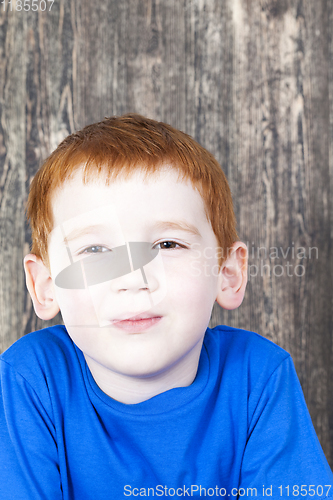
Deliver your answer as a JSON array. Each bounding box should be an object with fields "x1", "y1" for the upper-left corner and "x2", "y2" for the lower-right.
[{"x1": 0, "y1": 0, "x2": 332, "y2": 467}]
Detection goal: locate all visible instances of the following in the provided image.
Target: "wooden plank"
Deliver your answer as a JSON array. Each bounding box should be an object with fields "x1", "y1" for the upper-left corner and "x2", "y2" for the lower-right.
[
  {"x1": 223, "y1": 0, "x2": 332, "y2": 464},
  {"x1": 0, "y1": 8, "x2": 28, "y2": 350}
]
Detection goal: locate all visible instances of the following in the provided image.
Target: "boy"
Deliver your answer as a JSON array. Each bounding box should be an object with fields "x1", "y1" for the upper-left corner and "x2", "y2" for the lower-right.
[{"x1": 0, "y1": 114, "x2": 332, "y2": 499}]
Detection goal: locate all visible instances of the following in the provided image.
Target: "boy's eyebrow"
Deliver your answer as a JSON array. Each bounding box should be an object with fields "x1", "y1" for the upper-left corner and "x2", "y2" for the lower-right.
[
  {"x1": 151, "y1": 220, "x2": 202, "y2": 238},
  {"x1": 62, "y1": 220, "x2": 202, "y2": 244},
  {"x1": 62, "y1": 224, "x2": 109, "y2": 244}
]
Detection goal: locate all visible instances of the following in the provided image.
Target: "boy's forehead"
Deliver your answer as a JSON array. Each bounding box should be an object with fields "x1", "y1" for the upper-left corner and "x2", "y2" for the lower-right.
[
  {"x1": 59, "y1": 205, "x2": 122, "y2": 239},
  {"x1": 50, "y1": 166, "x2": 206, "y2": 229}
]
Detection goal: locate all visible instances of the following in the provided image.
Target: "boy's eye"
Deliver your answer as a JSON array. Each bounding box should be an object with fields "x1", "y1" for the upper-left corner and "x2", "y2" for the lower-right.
[
  {"x1": 80, "y1": 246, "x2": 110, "y2": 254},
  {"x1": 78, "y1": 241, "x2": 184, "y2": 255},
  {"x1": 153, "y1": 241, "x2": 184, "y2": 250}
]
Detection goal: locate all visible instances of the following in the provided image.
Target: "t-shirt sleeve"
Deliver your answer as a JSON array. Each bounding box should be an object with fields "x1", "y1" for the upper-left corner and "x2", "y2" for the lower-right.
[
  {"x1": 239, "y1": 355, "x2": 333, "y2": 499},
  {"x1": 0, "y1": 359, "x2": 63, "y2": 500}
]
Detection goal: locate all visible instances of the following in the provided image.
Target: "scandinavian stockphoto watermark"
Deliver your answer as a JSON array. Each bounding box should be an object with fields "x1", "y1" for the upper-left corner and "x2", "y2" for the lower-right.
[
  {"x1": 246, "y1": 241, "x2": 318, "y2": 280},
  {"x1": 189, "y1": 242, "x2": 319, "y2": 279}
]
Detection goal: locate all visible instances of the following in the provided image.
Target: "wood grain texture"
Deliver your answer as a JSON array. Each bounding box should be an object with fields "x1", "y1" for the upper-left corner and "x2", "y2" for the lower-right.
[
  {"x1": 0, "y1": 0, "x2": 332, "y2": 466},
  {"x1": 221, "y1": 0, "x2": 333, "y2": 463}
]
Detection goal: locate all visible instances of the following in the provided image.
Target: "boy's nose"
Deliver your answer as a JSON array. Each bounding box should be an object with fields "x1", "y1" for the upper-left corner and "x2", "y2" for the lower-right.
[{"x1": 111, "y1": 267, "x2": 152, "y2": 293}]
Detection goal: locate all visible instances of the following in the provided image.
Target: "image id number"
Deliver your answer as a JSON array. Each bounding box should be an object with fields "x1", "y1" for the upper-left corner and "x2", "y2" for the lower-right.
[
  {"x1": 1, "y1": 0, "x2": 54, "y2": 11},
  {"x1": 278, "y1": 485, "x2": 332, "y2": 496}
]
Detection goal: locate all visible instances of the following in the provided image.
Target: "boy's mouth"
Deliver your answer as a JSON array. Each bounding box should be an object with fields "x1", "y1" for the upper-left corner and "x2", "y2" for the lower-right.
[{"x1": 111, "y1": 314, "x2": 162, "y2": 333}]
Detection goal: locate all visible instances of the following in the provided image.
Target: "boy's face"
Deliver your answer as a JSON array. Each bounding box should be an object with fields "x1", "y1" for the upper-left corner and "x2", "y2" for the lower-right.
[{"x1": 46, "y1": 167, "x2": 224, "y2": 381}]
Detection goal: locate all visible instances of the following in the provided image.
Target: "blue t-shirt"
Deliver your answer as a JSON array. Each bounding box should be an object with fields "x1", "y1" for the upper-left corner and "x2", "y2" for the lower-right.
[{"x1": 0, "y1": 325, "x2": 332, "y2": 499}]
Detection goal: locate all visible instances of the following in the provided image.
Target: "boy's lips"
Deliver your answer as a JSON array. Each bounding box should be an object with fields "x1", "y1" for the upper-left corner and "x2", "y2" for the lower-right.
[{"x1": 110, "y1": 314, "x2": 162, "y2": 333}]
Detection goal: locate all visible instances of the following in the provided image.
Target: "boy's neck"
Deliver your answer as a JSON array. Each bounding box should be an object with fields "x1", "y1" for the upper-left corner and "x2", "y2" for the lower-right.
[{"x1": 83, "y1": 341, "x2": 204, "y2": 405}]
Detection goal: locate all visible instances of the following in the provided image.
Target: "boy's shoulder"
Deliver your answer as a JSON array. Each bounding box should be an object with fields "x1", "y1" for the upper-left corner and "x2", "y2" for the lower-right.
[
  {"x1": 206, "y1": 324, "x2": 290, "y2": 358},
  {"x1": 204, "y1": 324, "x2": 291, "y2": 387},
  {"x1": 1, "y1": 324, "x2": 71, "y2": 357},
  {"x1": 0, "y1": 325, "x2": 75, "y2": 384}
]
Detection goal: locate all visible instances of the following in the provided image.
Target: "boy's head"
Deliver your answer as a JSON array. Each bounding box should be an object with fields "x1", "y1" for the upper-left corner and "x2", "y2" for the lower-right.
[
  {"x1": 24, "y1": 114, "x2": 247, "y2": 403},
  {"x1": 26, "y1": 114, "x2": 238, "y2": 271}
]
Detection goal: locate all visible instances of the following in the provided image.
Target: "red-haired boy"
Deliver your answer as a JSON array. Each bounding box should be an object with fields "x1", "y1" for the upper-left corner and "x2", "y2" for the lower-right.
[{"x1": 1, "y1": 115, "x2": 332, "y2": 498}]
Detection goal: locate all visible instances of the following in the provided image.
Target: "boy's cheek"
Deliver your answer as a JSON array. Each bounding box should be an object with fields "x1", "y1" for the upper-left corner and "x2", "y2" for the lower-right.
[
  {"x1": 55, "y1": 289, "x2": 99, "y2": 327},
  {"x1": 184, "y1": 251, "x2": 221, "y2": 283}
]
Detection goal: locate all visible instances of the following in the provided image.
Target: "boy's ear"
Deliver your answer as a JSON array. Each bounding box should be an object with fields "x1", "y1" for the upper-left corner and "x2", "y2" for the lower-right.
[
  {"x1": 216, "y1": 242, "x2": 248, "y2": 310},
  {"x1": 23, "y1": 254, "x2": 60, "y2": 320}
]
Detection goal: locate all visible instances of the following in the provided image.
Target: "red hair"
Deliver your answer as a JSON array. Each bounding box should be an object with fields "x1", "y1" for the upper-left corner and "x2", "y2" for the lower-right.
[{"x1": 26, "y1": 114, "x2": 238, "y2": 268}]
